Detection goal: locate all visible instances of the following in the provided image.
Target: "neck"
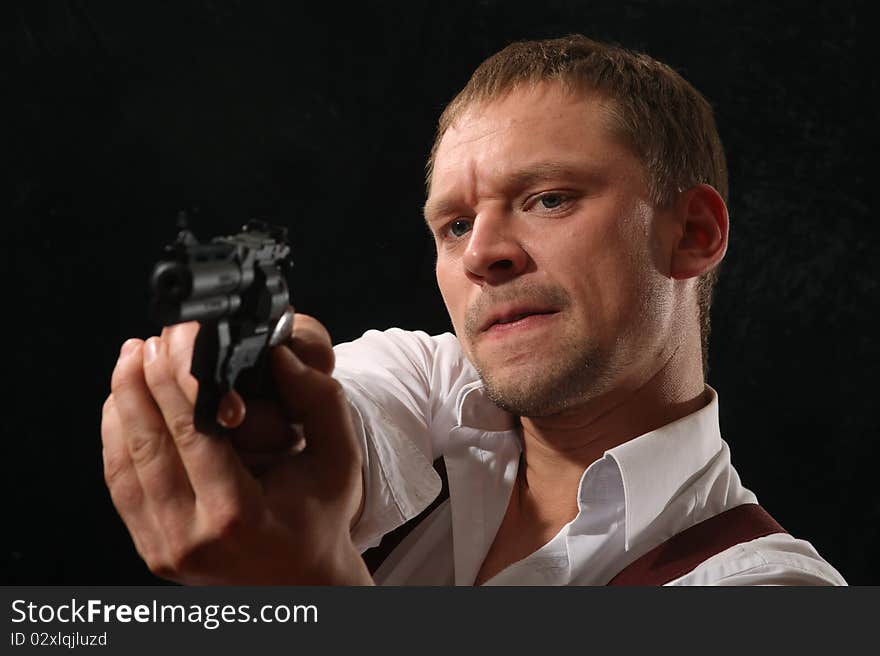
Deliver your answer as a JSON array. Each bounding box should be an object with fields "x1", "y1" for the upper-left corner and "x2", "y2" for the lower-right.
[{"x1": 516, "y1": 343, "x2": 709, "y2": 505}]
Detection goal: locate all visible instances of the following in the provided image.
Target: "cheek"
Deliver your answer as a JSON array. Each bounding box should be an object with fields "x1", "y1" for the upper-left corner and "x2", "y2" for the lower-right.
[
  {"x1": 550, "y1": 213, "x2": 652, "y2": 333},
  {"x1": 435, "y1": 262, "x2": 465, "y2": 326},
  {"x1": 597, "y1": 240, "x2": 671, "y2": 339}
]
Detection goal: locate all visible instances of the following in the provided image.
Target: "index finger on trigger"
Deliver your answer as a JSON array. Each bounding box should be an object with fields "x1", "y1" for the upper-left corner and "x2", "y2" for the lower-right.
[{"x1": 287, "y1": 313, "x2": 335, "y2": 375}]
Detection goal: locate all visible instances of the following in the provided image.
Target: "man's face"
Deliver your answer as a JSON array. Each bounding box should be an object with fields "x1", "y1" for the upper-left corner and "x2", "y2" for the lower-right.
[{"x1": 424, "y1": 82, "x2": 677, "y2": 417}]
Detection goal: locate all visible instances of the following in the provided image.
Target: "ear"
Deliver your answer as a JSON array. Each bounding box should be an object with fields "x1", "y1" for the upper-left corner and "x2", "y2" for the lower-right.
[{"x1": 669, "y1": 183, "x2": 728, "y2": 280}]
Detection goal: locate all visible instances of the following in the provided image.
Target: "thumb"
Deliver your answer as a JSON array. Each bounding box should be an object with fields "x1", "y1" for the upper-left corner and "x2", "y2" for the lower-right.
[
  {"x1": 270, "y1": 345, "x2": 360, "y2": 468},
  {"x1": 287, "y1": 313, "x2": 335, "y2": 375}
]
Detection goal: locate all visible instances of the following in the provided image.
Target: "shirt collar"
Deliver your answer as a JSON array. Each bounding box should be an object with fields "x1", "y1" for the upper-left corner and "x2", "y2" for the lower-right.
[
  {"x1": 604, "y1": 385, "x2": 722, "y2": 551},
  {"x1": 455, "y1": 380, "x2": 518, "y2": 431},
  {"x1": 456, "y1": 379, "x2": 723, "y2": 552}
]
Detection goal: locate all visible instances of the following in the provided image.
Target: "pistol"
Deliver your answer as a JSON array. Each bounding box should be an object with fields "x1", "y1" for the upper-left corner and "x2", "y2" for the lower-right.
[{"x1": 149, "y1": 219, "x2": 295, "y2": 435}]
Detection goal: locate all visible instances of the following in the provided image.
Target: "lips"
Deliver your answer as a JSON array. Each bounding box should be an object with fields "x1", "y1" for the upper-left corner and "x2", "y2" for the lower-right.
[{"x1": 479, "y1": 305, "x2": 559, "y2": 332}]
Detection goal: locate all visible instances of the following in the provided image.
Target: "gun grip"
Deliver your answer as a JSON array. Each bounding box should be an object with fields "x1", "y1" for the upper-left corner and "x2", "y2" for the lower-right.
[
  {"x1": 232, "y1": 307, "x2": 294, "y2": 403},
  {"x1": 191, "y1": 321, "x2": 229, "y2": 436}
]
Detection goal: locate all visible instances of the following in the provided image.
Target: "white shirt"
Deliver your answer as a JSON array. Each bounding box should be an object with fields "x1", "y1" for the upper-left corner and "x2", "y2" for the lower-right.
[{"x1": 334, "y1": 328, "x2": 847, "y2": 586}]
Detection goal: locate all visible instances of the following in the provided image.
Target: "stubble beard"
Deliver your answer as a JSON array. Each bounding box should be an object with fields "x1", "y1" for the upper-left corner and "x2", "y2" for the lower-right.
[
  {"x1": 471, "y1": 334, "x2": 616, "y2": 418},
  {"x1": 458, "y1": 281, "x2": 619, "y2": 417}
]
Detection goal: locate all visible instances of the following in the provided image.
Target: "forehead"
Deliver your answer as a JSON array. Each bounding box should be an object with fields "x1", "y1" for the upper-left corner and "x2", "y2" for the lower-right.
[{"x1": 428, "y1": 82, "x2": 633, "y2": 201}]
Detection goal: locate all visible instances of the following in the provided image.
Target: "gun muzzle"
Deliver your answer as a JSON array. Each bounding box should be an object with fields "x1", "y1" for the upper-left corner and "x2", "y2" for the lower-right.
[
  {"x1": 152, "y1": 260, "x2": 245, "y2": 298},
  {"x1": 150, "y1": 259, "x2": 247, "y2": 325}
]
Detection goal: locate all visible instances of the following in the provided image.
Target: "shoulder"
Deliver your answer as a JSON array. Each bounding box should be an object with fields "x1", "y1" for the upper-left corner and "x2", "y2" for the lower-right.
[
  {"x1": 334, "y1": 328, "x2": 478, "y2": 407},
  {"x1": 332, "y1": 327, "x2": 483, "y2": 454},
  {"x1": 334, "y1": 328, "x2": 465, "y2": 375},
  {"x1": 668, "y1": 533, "x2": 848, "y2": 586}
]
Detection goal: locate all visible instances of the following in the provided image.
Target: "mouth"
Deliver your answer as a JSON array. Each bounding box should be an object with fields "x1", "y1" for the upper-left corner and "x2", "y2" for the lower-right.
[{"x1": 479, "y1": 306, "x2": 560, "y2": 333}]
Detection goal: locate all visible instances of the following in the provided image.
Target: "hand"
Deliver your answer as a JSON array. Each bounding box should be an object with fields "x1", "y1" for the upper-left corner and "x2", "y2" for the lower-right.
[
  {"x1": 101, "y1": 313, "x2": 372, "y2": 584},
  {"x1": 159, "y1": 315, "x2": 337, "y2": 474}
]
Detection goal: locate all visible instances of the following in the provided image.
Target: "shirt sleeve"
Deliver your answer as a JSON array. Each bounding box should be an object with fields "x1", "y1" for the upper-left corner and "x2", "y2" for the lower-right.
[
  {"x1": 668, "y1": 534, "x2": 849, "y2": 586},
  {"x1": 332, "y1": 328, "x2": 476, "y2": 551}
]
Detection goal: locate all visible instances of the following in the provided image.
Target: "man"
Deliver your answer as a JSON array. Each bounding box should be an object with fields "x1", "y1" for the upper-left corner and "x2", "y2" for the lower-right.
[{"x1": 102, "y1": 35, "x2": 846, "y2": 585}]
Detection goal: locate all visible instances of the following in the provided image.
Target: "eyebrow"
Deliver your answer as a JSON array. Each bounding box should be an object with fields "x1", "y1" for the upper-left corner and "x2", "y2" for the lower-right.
[
  {"x1": 422, "y1": 161, "x2": 599, "y2": 225},
  {"x1": 506, "y1": 161, "x2": 594, "y2": 189},
  {"x1": 422, "y1": 197, "x2": 463, "y2": 227}
]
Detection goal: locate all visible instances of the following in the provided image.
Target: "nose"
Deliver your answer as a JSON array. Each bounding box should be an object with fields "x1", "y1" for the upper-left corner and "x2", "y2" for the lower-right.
[{"x1": 462, "y1": 211, "x2": 530, "y2": 285}]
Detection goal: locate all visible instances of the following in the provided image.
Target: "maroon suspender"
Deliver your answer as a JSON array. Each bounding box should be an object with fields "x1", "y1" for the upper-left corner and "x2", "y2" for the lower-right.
[{"x1": 606, "y1": 503, "x2": 788, "y2": 586}]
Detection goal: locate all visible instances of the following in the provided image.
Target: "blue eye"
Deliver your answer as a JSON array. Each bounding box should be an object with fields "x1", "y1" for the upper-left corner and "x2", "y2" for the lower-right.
[
  {"x1": 448, "y1": 219, "x2": 472, "y2": 238},
  {"x1": 538, "y1": 194, "x2": 565, "y2": 209}
]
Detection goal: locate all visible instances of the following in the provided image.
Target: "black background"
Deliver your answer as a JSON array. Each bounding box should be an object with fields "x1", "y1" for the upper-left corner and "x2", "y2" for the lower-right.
[{"x1": 5, "y1": 1, "x2": 876, "y2": 585}]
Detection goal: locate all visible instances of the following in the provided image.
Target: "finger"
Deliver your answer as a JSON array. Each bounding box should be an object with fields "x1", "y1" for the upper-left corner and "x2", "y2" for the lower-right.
[
  {"x1": 238, "y1": 435, "x2": 306, "y2": 478},
  {"x1": 158, "y1": 323, "x2": 247, "y2": 428},
  {"x1": 289, "y1": 313, "x2": 335, "y2": 374},
  {"x1": 219, "y1": 311, "x2": 333, "y2": 443},
  {"x1": 101, "y1": 392, "x2": 167, "y2": 563},
  {"x1": 107, "y1": 339, "x2": 193, "y2": 565},
  {"x1": 217, "y1": 390, "x2": 246, "y2": 429},
  {"x1": 110, "y1": 339, "x2": 196, "y2": 513},
  {"x1": 161, "y1": 315, "x2": 333, "y2": 425},
  {"x1": 226, "y1": 399, "x2": 299, "y2": 452},
  {"x1": 270, "y1": 345, "x2": 359, "y2": 468},
  {"x1": 161, "y1": 321, "x2": 201, "y2": 404},
  {"x1": 101, "y1": 392, "x2": 147, "y2": 524},
  {"x1": 141, "y1": 336, "x2": 257, "y2": 504}
]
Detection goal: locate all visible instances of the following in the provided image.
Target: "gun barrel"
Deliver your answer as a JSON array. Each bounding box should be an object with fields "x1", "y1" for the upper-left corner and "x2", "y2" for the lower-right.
[
  {"x1": 151, "y1": 259, "x2": 247, "y2": 301},
  {"x1": 152, "y1": 294, "x2": 243, "y2": 325}
]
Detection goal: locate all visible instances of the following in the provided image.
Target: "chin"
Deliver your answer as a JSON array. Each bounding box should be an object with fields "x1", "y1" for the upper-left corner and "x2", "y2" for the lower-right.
[{"x1": 474, "y1": 346, "x2": 615, "y2": 418}]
